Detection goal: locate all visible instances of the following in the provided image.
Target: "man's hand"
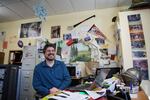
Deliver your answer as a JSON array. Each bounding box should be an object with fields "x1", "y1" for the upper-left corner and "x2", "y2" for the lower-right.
[{"x1": 49, "y1": 87, "x2": 60, "y2": 94}]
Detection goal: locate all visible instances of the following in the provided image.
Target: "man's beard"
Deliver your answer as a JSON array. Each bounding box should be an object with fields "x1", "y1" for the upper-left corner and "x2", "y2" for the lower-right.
[{"x1": 45, "y1": 53, "x2": 55, "y2": 61}]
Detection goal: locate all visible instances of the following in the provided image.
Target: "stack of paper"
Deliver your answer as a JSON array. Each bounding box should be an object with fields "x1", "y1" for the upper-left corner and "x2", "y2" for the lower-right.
[{"x1": 43, "y1": 91, "x2": 90, "y2": 100}]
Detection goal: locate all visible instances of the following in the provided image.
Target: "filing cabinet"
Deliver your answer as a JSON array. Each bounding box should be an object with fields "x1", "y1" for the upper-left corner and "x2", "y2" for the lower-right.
[
  {"x1": 19, "y1": 70, "x2": 35, "y2": 100},
  {"x1": 19, "y1": 46, "x2": 36, "y2": 100}
]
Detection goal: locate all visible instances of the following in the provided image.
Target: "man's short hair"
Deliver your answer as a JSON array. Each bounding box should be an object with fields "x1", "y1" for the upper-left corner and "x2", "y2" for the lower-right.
[{"x1": 43, "y1": 43, "x2": 56, "y2": 53}]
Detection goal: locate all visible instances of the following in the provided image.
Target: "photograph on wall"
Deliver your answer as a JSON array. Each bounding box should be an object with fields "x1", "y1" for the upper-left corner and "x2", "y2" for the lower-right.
[
  {"x1": 131, "y1": 40, "x2": 145, "y2": 49},
  {"x1": 128, "y1": 14, "x2": 146, "y2": 50},
  {"x1": 70, "y1": 42, "x2": 91, "y2": 62},
  {"x1": 95, "y1": 38, "x2": 105, "y2": 45},
  {"x1": 99, "y1": 49, "x2": 108, "y2": 56},
  {"x1": 129, "y1": 24, "x2": 143, "y2": 33},
  {"x1": 63, "y1": 33, "x2": 72, "y2": 40},
  {"x1": 128, "y1": 14, "x2": 141, "y2": 22},
  {"x1": 19, "y1": 21, "x2": 42, "y2": 38},
  {"x1": 130, "y1": 32, "x2": 144, "y2": 41},
  {"x1": 51, "y1": 26, "x2": 61, "y2": 38},
  {"x1": 133, "y1": 60, "x2": 149, "y2": 80},
  {"x1": 132, "y1": 51, "x2": 147, "y2": 58}
]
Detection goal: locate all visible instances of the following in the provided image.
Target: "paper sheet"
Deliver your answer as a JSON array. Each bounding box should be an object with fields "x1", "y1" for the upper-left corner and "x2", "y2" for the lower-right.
[
  {"x1": 45, "y1": 91, "x2": 89, "y2": 100},
  {"x1": 85, "y1": 89, "x2": 106, "y2": 99}
]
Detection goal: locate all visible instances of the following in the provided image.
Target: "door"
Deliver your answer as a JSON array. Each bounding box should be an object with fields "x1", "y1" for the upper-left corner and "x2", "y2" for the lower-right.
[{"x1": 0, "y1": 52, "x2": 5, "y2": 64}]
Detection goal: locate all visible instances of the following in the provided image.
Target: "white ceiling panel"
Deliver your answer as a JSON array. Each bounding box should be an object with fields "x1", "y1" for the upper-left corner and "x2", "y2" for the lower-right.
[
  {"x1": 39, "y1": 0, "x2": 55, "y2": 15},
  {"x1": 0, "y1": 0, "x2": 20, "y2": 5},
  {"x1": 22, "y1": 0, "x2": 55, "y2": 15},
  {"x1": 118, "y1": 0, "x2": 132, "y2": 6},
  {"x1": 6, "y1": 2, "x2": 35, "y2": 18},
  {"x1": 21, "y1": 0, "x2": 37, "y2": 8},
  {"x1": 70, "y1": 0, "x2": 95, "y2": 11},
  {"x1": 0, "y1": 0, "x2": 132, "y2": 23},
  {"x1": 96, "y1": 0, "x2": 118, "y2": 9},
  {"x1": 47, "y1": 0, "x2": 73, "y2": 14},
  {"x1": 0, "y1": 6, "x2": 21, "y2": 22}
]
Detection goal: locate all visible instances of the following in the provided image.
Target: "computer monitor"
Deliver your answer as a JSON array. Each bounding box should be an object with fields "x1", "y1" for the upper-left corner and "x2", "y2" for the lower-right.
[
  {"x1": 66, "y1": 65, "x2": 76, "y2": 78},
  {"x1": 95, "y1": 67, "x2": 121, "y2": 86}
]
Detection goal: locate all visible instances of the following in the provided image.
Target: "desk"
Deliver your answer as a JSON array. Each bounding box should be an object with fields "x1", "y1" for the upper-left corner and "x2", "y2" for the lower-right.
[
  {"x1": 97, "y1": 89, "x2": 148, "y2": 100},
  {"x1": 131, "y1": 88, "x2": 149, "y2": 100},
  {"x1": 41, "y1": 87, "x2": 148, "y2": 100}
]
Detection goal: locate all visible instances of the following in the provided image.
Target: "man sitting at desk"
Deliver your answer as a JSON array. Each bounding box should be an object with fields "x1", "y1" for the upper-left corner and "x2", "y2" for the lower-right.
[{"x1": 32, "y1": 43, "x2": 71, "y2": 97}]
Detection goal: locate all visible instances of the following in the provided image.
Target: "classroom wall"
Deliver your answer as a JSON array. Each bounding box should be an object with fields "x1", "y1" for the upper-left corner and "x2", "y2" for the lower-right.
[{"x1": 0, "y1": 6, "x2": 128, "y2": 64}]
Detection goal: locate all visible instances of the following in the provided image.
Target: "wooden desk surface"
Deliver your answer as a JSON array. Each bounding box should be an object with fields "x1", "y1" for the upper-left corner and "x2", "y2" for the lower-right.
[{"x1": 131, "y1": 89, "x2": 149, "y2": 100}]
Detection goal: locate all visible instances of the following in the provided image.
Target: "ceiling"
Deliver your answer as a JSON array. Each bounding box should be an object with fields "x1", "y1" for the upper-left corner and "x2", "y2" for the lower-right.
[{"x1": 0, "y1": 0, "x2": 132, "y2": 23}]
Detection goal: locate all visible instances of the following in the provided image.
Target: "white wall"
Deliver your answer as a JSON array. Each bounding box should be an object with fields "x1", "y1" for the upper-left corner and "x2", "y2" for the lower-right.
[{"x1": 0, "y1": 6, "x2": 128, "y2": 64}]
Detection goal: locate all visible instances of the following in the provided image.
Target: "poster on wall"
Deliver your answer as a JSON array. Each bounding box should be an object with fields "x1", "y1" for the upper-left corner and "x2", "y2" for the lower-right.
[
  {"x1": 128, "y1": 14, "x2": 149, "y2": 80},
  {"x1": 132, "y1": 51, "x2": 147, "y2": 58},
  {"x1": 70, "y1": 43, "x2": 91, "y2": 62},
  {"x1": 128, "y1": 14, "x2": 145, "y2": 50},
  {"x1": 63, "y1": 33, "x2": 72, "y2": 40},
  {"x1": 19, "y1": 21, "x2": 42, "y2": 38},
  {"x1": 95, "y1": 38, "x2": 105, "y2": 45},
  {"x1": 133, "y1": 60, "x2": 149, "y2": 80},
  {"x1": 51, "y1": 26, "x2": 61, "y2": 38}
]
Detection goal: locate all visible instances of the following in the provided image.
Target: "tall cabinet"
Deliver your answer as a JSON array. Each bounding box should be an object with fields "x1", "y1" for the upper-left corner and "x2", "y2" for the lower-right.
[
  {"x1": 119, "y1": 9, "x2": 150, "y2": 80},
  {"x1": 19, "y1": 46, "x2": 36, "y2": 100}
]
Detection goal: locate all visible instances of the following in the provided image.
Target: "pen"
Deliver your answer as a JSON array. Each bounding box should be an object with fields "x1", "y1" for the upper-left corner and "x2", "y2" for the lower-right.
[
  {"x1": 96, "y1": 91, "x2": 104, "y2": 95},
  {"x1": 54, "y1": 94, "x2": 67, "y2": 98},
  {"x1": 61, "y1": 91, "x2": 70, "y2": 96},
  {"x1": 48, "y1": 98, "x2": 58, "y2": 100}
]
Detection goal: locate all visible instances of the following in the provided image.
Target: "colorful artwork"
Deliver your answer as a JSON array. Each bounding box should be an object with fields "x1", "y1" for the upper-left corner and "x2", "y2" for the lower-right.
[
  {"x1": 95, "y1": 38, "x2": 105, "y2": 45},
  {"x1": 131, "y1": 40, "x2": 145, "y2": 49},
  {"x1": 128, "y1": 14, "x2": 141, "y2": 22},
  {"x1": 51, "y1": 26, "x2": 61, "y2": 38},
  {"x1": 132, "y1": 51, "x2": 147, "y2": 58},
  {"x1": 63, "y1": 33, "x2": 72, "y2": 40},
  {"x1": 70, "y1": 43, "x2": 91, "y2": 62},
  {"x1": 128, "y1": 14, "x2": 149, "y2": 80},
  {"x1": 19, "y1": 21, "x2": 42, "y2": 38},
  {"x1": 133, "y1": 60, "x2": 149, "y2": 80},
  {"x1": 128, "y1": 14, "x2": 145, "y2": 50}
]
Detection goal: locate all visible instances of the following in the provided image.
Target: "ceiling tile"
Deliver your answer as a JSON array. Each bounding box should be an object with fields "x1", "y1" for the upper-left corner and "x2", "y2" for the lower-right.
[
  {"x1": 96, "y1": 0, "x2": 118, "y2": 9},
  {"x1": 0, "y1": 0, "x2": 132, "y2": 23},
  {"x1": 0, "y1": 0, "x2": 20, "y2": 5},
  {"x1": 6, "y1": 2, "x2": 35, "y2": 18},
  {"x1": 70, "y1": 0, "x2": 95, "y2": 11},
  {"x1": 0, "y1": 6, "x2": 21, "y2": 22},
  {"x1": 22, "y1": 0, "x2": 55, "y2": 16},
  {"x1": 47, "y1": 0, "x2": 73, "y2": 14},
  {"x1": 118, "y1": 0, "x2": 131, "y2": 6}
]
